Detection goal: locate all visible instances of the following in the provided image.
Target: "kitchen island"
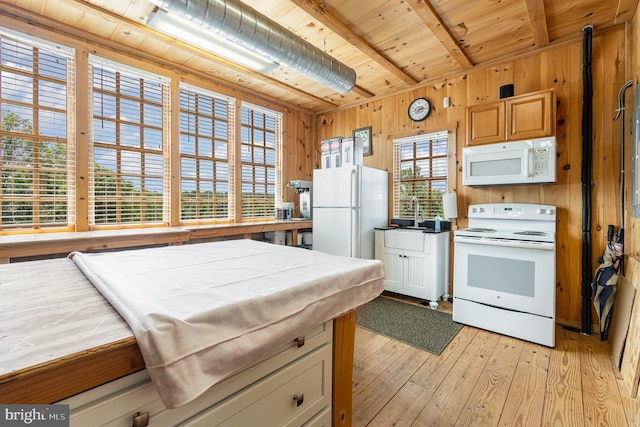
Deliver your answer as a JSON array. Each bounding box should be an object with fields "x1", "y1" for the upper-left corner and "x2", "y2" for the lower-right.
[{"x1": 0, "y1": 242, "x2": 380, "y2": 426}]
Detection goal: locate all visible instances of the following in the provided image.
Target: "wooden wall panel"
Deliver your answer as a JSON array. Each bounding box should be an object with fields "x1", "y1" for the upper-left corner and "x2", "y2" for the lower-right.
[
  {"x1": 282, "y1": 107, "x2": 317, "y2": 216},
  {"x1": 316, "y1": 27, "x2": 628, "y2": 328}
]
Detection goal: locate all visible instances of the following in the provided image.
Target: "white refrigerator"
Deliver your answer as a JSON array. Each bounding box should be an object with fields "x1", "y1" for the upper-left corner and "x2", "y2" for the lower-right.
[{"x1": 312, "y1": 165, "x2": 388, "y2": 259}]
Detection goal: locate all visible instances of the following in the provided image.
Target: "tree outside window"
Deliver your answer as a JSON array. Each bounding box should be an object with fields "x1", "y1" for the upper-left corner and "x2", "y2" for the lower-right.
[{"x1": 394, "y1": 131, "x2": 449, "y2": 220}]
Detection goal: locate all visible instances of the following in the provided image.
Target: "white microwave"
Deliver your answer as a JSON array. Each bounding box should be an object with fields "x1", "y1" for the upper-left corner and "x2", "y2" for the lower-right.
[{"x1": 462, "y1": 137, "x2": 556, "y2": 186}]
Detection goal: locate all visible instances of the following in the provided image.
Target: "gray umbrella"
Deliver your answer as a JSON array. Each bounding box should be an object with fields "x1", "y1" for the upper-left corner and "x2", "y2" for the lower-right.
[{"x1": 592, "y1": 237, "x2": 623, "y2": 340}]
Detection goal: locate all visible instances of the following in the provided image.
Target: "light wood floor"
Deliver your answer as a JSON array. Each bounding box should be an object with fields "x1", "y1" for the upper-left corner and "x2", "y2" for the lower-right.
[{"x1": 352, "y1": 298, "x2": 638, "y2": 426}]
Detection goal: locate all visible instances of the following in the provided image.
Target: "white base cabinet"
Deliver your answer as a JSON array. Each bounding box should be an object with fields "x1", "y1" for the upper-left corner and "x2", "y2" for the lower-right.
[
  {"x1": 60, "y1": 322, "x2": 332, "y2": 427},
  {"x1": 375, "y1": 229, "x2": 449, "y2": 302}
]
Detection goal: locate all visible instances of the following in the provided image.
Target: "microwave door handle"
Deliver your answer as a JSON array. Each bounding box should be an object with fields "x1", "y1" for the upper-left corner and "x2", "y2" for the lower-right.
[{"x1": 525, "y1": 148, "x2": 534, "y2": 177}]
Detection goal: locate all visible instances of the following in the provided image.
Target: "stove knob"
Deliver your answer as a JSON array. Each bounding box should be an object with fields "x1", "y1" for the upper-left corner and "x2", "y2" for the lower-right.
[
  {"x1": 546, "y1": 208, "x2": 554, "y2": 215},
  {"x1": 478, "y1": 207, "x2": 484, "y2": 213},
  {"x1": 536, "y1": 208, "x2": 545, "y2": 214},
  {"x1": 471, "y1": 207, "x2": 477, "y2": 213}
]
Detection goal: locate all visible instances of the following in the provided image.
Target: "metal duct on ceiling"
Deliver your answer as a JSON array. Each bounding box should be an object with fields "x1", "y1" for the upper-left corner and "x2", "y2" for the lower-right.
[{"x1": 150, "y1": 0, "x2": 356, "y2": 93}]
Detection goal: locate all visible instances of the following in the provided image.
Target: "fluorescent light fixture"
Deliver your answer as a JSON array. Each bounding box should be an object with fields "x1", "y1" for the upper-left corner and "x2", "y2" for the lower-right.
[{"x1": 147, "y1": 8, "x2": 279, "y2": 73}]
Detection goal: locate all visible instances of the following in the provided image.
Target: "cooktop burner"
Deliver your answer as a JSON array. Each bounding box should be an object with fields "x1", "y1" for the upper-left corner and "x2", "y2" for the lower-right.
[{"x1": 466, "y1": 228, "x2": 496, "y2": 233}]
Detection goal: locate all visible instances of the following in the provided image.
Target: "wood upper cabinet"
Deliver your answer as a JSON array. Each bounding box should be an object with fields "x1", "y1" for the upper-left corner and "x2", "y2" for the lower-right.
[
  {"x1": 466, "y1": 101, "x2": 505, "y2": 145},
  {"x1": 506, "y1": 89, "x2": 556, "y2": 140},
  {"x1": 466, "y1": 89, "x2": 556, "y2": 145}
]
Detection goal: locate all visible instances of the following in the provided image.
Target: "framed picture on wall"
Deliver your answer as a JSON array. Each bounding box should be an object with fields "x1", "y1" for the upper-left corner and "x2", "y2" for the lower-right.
[{"x1": 353, "y1": 126, "x2": 372, "y2": 156}]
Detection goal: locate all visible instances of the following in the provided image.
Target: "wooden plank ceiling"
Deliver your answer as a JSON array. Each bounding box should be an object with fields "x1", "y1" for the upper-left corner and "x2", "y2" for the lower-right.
[{"x1": 0, "y1": 0, "x2": 637, "y2": 113}]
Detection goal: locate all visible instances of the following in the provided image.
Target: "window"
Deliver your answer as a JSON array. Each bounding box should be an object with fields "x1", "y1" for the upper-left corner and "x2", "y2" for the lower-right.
[
  {"x1": 89, "y1": 56, "x2": 170, "y2": 226},
  {"x1": 179, "y1": 84, "x2": 234, "y2": 222},
  {"x1": 0, "y1": 27, "x2": 290, "y2": 235},
  {"x1": 393, "y1": 131, "x2": 449, "y2": 219},
  {"x1": 239, "y1": 103, "x2": 282, "y2": 219},
  {"x1": 0, "y1": 28, "x2": 75, "y2": 231}
]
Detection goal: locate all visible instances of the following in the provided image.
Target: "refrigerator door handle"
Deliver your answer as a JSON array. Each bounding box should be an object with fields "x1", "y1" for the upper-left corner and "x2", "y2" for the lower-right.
[{"x1": 350, "y1": 168, "x2": 358, "y2": 257}]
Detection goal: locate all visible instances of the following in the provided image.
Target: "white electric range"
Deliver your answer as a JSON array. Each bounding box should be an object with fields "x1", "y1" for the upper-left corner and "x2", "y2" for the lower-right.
[{"x1": 453, "y1": 203, "x2": 557, "y2": 347}]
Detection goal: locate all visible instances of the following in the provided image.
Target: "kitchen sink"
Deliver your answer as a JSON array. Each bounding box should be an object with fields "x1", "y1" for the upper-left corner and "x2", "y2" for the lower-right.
[
  {"x1": 390, "y1": 217, "x2": 451, "y2": 232},
  {"x1": 390, "y1": 218, "x2": 414, "y2": 228},
  {"x1": 384, "y1": 229, "x2": 425, "y2": 251}
]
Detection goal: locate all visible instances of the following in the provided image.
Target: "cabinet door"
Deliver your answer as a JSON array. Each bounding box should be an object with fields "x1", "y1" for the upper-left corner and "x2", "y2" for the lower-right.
[
  {"x1": 381, "y1": 248, "x2": 403, "y2": 293},
  {"x1": 403, "y1": 251, "x2": 430, "y2": 297},
  {"x1": 466, "y1": 101, "x2": 505, "y2": 145},
  {"x1": 506, "y1": 90, "x2": 555, "y2": 140}
]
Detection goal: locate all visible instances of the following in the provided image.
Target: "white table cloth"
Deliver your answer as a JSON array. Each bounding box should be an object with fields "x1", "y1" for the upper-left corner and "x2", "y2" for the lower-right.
[{"x1": 70, "y1": 239, "x2": 385, "y2": 408}]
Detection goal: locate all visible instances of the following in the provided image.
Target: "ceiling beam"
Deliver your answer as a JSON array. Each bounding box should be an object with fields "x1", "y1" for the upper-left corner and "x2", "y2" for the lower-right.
[
  {"x1": 351, "y1": 85, "x2": 375, "y2": 98},
  {"x1": 288, "y1": 0, "x2": 418, "y2": 87},
  {"x1": 406, "y1": 0, "x2": 473, "y2": 70},
  {"x1": 614, "y1": 0, "x2": 638, "y2": 24},
  {"x1": 524, "y1": 0, "x2": 550, "y2": 47}
]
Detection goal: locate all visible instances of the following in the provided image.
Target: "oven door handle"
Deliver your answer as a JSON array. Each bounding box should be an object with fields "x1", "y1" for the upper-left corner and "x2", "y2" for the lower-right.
[{"x1": 454, "y1": 236, "x2": 555, "y2": 250}]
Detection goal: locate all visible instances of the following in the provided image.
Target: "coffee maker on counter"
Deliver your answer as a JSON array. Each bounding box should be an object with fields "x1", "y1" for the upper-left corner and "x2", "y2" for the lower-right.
[{"x1": 288, "y1": 180, "x2": 313, "y2": 219}]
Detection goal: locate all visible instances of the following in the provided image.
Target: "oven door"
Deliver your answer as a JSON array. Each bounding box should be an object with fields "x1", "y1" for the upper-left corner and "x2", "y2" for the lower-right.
[{"x1": 453, "y1": 236, "x2": 555, "y2": 317}]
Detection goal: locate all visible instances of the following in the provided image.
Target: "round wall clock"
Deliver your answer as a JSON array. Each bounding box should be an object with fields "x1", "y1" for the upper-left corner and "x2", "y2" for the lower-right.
[{"x1": 408, "y1": 98, "x2": 431, "y2": 121}]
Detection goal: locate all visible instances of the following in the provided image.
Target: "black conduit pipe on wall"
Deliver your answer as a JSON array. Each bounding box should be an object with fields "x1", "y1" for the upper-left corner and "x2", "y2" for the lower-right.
[{"x1": 581, "y1": 25, "x2": 593, "y2": 335}]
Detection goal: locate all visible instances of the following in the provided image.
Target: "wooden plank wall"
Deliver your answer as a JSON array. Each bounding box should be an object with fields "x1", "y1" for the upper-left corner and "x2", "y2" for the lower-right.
[
  {"x1": 282, "y1": 107, "x2": 317, "y2": 209},
  {"x1": 317, "y1": 26, "x2": 628, "y2": 329}
]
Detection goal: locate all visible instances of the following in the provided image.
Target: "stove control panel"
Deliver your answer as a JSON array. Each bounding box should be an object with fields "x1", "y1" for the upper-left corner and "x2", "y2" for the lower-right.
[
  {"x1": 537, "y1": 208, "x2": 555, "y2": 215},
  {"x1": 468, "y1": 203, "x2": 556, "y2": 221},
  {"x1": 493, "y1": 206, "x2": 525, "y2": 216}
]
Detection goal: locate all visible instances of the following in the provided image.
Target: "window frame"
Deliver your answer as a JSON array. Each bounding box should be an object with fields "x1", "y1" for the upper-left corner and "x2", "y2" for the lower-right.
[
  {"x1": 392, "y1": 130, "x2": 452, "y2": 219},
  {"x1": 238, "y1": 102, "x2": 283, "y2": 221},
  {"x1": 87, "y1": 55, "x2": 171, "y2": 228},
  {"x1": 178, "y1": 83, "x2": 235, "y2": 224},
  {"x1": 0, "y1": 27, "x2": 76, "y2": 231}
]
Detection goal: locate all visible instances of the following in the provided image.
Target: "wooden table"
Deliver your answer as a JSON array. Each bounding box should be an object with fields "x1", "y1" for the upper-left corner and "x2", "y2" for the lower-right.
[{"x1": 0, "y1": 258, "x2": 355, "y2": 426}]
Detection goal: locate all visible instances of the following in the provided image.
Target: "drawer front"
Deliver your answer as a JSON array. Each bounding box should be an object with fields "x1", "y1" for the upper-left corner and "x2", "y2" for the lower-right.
[
  {"x1": 303, "y1": 406, "x2": 331, "y2": 427},
  {"x1": 181, "y1": 344, "x2": 332, "y2": 427},
  {"x1": 62, "y1": 322, "x2": 332, "y2": 426}
]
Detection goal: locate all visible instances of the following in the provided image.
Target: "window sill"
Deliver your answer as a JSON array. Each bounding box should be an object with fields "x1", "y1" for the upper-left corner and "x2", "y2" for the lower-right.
[{"x1": 0, "y1": 220, "x2": 313, "y2": 261}]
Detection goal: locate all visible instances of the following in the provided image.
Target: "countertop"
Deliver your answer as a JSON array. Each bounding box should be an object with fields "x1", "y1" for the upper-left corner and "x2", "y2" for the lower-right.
[
  {"x1": 374, "y1": 227, "x2": 450, "y2": 234},
  {"x1": 0, "y1": 258, "x2": 145, "y2": 403}
]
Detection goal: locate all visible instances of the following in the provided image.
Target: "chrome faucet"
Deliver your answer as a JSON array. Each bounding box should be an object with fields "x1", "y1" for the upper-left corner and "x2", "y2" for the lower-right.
[{"x1": 410, "y1": 196, "x2": 419, "y2": 227}]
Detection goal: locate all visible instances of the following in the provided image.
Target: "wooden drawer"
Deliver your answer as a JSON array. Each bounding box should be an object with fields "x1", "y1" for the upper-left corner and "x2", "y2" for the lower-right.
[
  {"x1": 61, "y1": 321, "x2": 332, "y2": 426},
  {"x1": 181, "y1": 345, "x2": 332, "y2": 426}
]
